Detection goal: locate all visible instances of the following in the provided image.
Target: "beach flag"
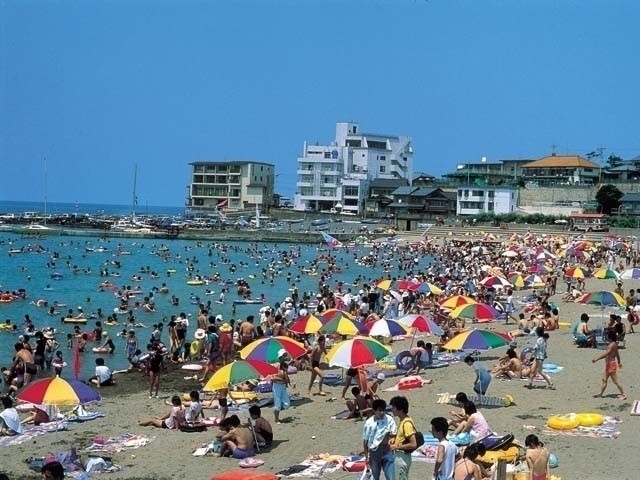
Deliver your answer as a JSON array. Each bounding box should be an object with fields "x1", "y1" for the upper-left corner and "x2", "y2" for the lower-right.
[
  {"x1": 321, "y1": 231, "x2": 342, "y2": 249},
  {"x1": 216, "y1": 199, "x2": 228, "y2": 209}
]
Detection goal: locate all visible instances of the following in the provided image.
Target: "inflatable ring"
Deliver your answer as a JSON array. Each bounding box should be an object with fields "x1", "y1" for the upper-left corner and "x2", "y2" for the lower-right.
[
  {"x1": 520, "y1": 346, "x2": 534, "y2": 362},
  {"x1": 575, "y1": 412, "x2": 604, "y2": 427},
  {"x1": 395, "y1": 350, "x2": 414, "y2": 371},
  {"x1": 478, "y1": 446, "x2": 519, "y2": 464},
  {"x1": 547, "y1": 415, "x2": 579, "y2": 430},
  {"x1": 190, "y1": 340, "x2": 200, "y2": 356}
]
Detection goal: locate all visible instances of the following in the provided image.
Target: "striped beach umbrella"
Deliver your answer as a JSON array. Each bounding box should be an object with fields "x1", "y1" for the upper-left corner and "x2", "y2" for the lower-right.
[
  {"x1": 480, "y1": 276, "x2": 512, "y2": 288},
  {"x1": 507, "y1": 274, "x2": 525, "y2": 289},
  {"x1": 524, "y1": 274, "x2": 546, "y2": 288},
  {"x1": 564, "y1": 267, "x2": 587, "y2": 279},
  {"x1": 365, "y1": 319, "x2": 409, "y2": 337},
  {"x1": 439, "y1": 295, "x2": 478, "y2": 310},
  {"x1": 396, "y1": 314, "x2": 444, "y2": 336},
  {"x1": 288, "y1": 314, "x2": 324, "y2": 334},
  {"x1": 325, "y1": 337, "x2": 391, "y2": 368},
  {"x1": 443, "y1": 329, "x2": 510, "y2": 351},
  {"x1": 620, "y1": 268, "x2": 640, "y2": 280},
  {"x1": 593, "y1": 268, "x2": 620, "y2": 280},
  {"x1": 450, "y1": 303, "x2": 502, "y2": 321},
  {"x1": 16, "y1": 376, "x2": 101, "y2": 406},
  {"x1": 578, "y1": 291, "x2": 626, "y2": 307},
  {"x1": 240, "y1": 336, "x2": 307, "y2": 363},
  {"x1": 203, "y1": 360, "x2": 278, "y2": 391}
]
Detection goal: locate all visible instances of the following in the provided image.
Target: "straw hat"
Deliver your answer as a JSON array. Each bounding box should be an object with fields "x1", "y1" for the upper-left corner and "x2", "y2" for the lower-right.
[
  {"x1": 194, "y1": 328, "x2": 206, "y2": 340},
  {"x1": 219, "y1": 323, "x2": 233, "y2": 333}
]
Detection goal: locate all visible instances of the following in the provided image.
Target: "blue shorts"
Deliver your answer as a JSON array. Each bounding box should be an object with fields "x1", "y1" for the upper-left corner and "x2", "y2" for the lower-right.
[
  {"x1": 233, "y1": 447, "x2": 255, "y2": 459},
  {"x1": 272, "y1": 382, "x2": 290, "y2": 412}
]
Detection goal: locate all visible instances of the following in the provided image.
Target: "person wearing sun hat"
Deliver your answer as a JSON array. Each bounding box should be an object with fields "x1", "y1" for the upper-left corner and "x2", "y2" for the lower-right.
[
  {"x1": 269, "y1": 348, "x2": 291, "y2": 424},
  {"x1": 219, "y1": 322, "x2": 235, "y2": 365}
]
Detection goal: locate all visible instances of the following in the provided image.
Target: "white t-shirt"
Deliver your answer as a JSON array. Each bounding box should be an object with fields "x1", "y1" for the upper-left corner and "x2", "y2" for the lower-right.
[
  {"x1": 185, "y1": 401, "x2": 203, "y2": 423},
  {"x1": 95, "y1": 365, "x2": 112, "y2": 383}
]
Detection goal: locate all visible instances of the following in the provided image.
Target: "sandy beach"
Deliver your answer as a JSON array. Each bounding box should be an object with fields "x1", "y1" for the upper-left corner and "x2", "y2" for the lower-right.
[{"x1": 1, "y1": 236, "x2": 639, "y2": 479}]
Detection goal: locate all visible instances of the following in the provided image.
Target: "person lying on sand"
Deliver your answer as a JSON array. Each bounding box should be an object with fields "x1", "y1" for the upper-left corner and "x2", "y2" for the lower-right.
[{"x1": 138, "y1": 395, "x2": 184, "y2": 430}]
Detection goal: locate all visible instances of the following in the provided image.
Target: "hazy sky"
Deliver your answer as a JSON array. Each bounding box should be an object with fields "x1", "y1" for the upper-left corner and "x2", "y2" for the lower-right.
[{"x1": 1, "y1": 0, "x2": 638, "y2": 207}]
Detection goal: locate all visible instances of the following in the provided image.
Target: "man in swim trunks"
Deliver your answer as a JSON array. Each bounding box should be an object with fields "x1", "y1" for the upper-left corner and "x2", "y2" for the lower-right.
[
  {"x1": 12, "y1": 342, "x2": 36, "y2": 385},
  {"x1": 592, "y1": 330, "x2": 627, "y2": 400},
  {"x1": 239, "y1": 315, "x2": 256, "y2": 348},
  {"x1": 219, "y1": 414, "x2": 255, "y2": 459},
  {"x1": 307, "y1": 335, "x2": 327, "y2": 396}
]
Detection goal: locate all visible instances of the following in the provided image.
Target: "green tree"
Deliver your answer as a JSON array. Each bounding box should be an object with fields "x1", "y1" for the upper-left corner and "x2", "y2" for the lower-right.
[
  {"x1": 606, "y1": 155, "x2": 624, "y2": 168},
  {"x1": 595, "y1": 184, "x2": 623, "y2": 214}
]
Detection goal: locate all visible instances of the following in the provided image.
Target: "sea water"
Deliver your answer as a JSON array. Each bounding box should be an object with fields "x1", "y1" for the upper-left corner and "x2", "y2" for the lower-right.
[{"x1": 0, "y1": 232, "x2": 397, "y2": 380}]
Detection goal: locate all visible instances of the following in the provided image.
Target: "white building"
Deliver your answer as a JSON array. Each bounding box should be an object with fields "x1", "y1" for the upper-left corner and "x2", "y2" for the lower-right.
[
  {"x1": 294, "y1": 122, "x2": 413, "y2": 214},
  {"x1": 456, "y1": 186, "x2": 519, "y2": 216},
  {"x1": 187, "y1": 160, "x2": 275, "y2": 213}
]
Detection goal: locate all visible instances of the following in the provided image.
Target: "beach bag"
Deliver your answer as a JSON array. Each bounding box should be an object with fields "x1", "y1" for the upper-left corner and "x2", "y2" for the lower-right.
[
  {"x1": 403, "y1": 420, "x2": 424, "y2": 452},
  {"x1": 180, "y1": 422, "x2": 207, "y2": 433}
]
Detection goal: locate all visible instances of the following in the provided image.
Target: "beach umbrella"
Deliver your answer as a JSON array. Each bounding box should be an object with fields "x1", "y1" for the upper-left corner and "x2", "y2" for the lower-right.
[
  {"x1": 439, "y1": 295, "x2": 477, "y2": 310},
  {"x1": 240, "y1": 336, "x2": 307, "y2": 363},
  {"x1": 396, "y1": 314, "x2": 445, "y2": 336},
  {"x1": 593, "y1": 268, "x2": 620, "y2": 280},
  {"x1": 528, "y1": 264, "x2": 552, "y2": 275},
  {"x1": 507, "y1": 274, "x2": 525, "y2": 289},
  {"x1": 564, "y1": 267, "x2": 586, "y2": 279},
  {"x1": 388, "y1": 290, "x2": 403, "y2": 302},
  {"x1": 449, "y1": 303, "x2": 502, "y2": 321},
  {"x1": 443, "y1": 329, "x2": 510, "y2": 351},
  {"x1": 578, "y1": 291, "x2": 626, "y2": 307},
  {"x1": 535, "y1": 249, "x2": 555, "y2": 261},
  {"x1": 365, "y1": 319, "x2": 409, "y2": 337},
  {"x1": 376, "y1": 279, "x2": 394, "y2": 291},
  {"x1": 203, "y1": 360, "x2": 278, "y2": 391},
  {"x1": 321, "y1": 315, "x2": 368, "y2": 336},
  {"x1": 16, "y1": 376, "x2": 101, "y2": 406},
  {"x1": 321, "y1": 308, "x2": 355, "y2": 321},
  {"x1": 288, "y1": 314, "x2": 324, "y2": 334},
  {"x1": 479, "y1": 276, "x2": 511, "y2": 288},
  {"x1": 407, "y1": 282, "x2": 443, "y2": 296},
  {"x1": 325, "y1": 337, "x2": 391, "y2": 368},
  {"x1": 524, "y1": 274, "x2": 546, "y2": 288},
  {"x1": 501, "y1": 250, "x2": 519, "y2": 258},
  {"x1": 620, "y1": 268, "x2": 640, "y2": 280}
]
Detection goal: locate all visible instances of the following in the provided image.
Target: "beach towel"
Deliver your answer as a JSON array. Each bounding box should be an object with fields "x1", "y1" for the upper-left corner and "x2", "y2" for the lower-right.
[
  {"x1": 410, "y1": 444, "x2": 438, "y2": 463},
  {"x1": 542, "y1": 415, "x2": 621, "y2": 439},
  {"x1": 330, "y1": 410, "x2": 352, "y2": 420},
  {"x1": 84, "y1": 433, "x2": 153, "y2": 454},
  {"x1": 0, "y1": 421, "x2": 68, "y2": 447},
  {"x1": 383, "y1": 376, "x2": 431, "y2": 392},
  {"x1": 278, "y1": 457, "x2": 343, "y2": 477},
  {"x1": 631, "y1": 400, "x2": 640, "y2": 416},
  {"x1": 437, "y1": 392, "x2": 515, "y2": 407}
]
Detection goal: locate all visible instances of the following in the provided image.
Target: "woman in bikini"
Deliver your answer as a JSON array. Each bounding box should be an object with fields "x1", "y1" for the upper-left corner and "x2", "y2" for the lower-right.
[
  {"x1": 307, "y1": 336, "x2": 327, "y2": 396},
  {"x1": 525, "y1": 434, "x2": 550, "y2": 480},
  {"x1": 453, "y1": 443, "x2": 482, "y2": 480}
]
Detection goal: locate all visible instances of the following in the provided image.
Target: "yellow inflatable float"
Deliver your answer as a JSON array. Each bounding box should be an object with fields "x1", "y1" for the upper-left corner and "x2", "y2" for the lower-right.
[
  {"x1": 547, "y1": 415, "x2": 579, "y2": 430},
  {"x1": 575, "y1": 412, "x2": 604, "y2": 427}
]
